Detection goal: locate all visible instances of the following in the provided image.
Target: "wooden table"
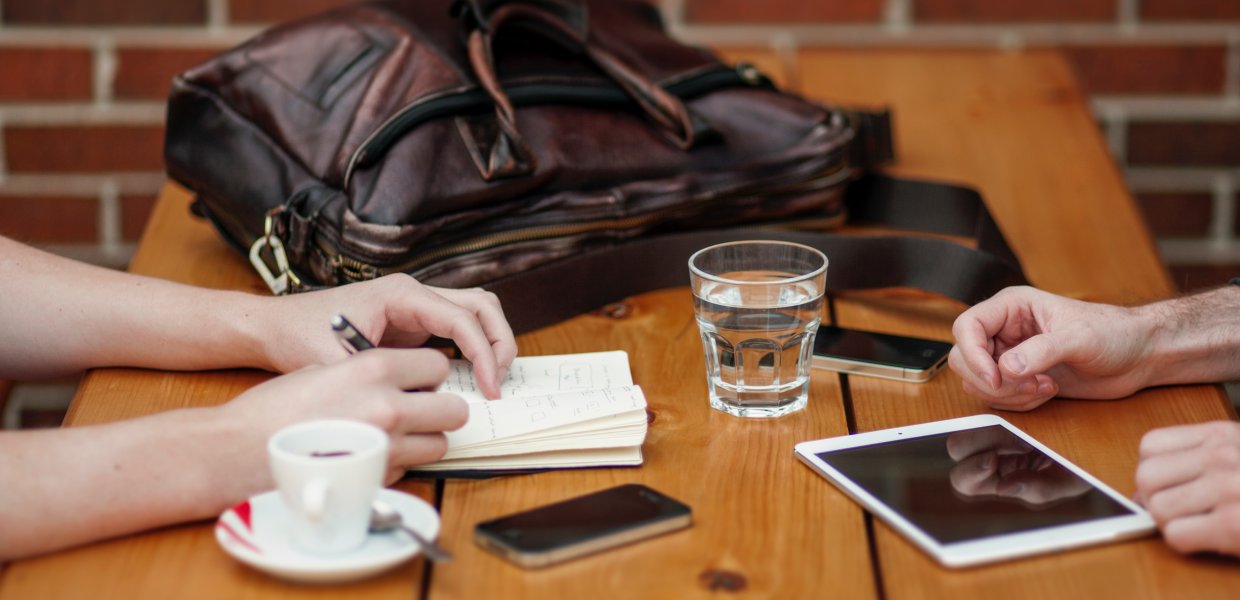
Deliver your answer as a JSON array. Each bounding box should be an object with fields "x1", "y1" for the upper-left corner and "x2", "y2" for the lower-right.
[{"x1": 3, "y1": 49, "x2": 1238, "y2": 599}]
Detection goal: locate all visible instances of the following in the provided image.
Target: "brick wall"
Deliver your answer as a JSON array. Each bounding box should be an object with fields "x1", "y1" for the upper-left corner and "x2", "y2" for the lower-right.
[{"x1": 0, "y1": 0, "x2": 1237, "y2": 288}]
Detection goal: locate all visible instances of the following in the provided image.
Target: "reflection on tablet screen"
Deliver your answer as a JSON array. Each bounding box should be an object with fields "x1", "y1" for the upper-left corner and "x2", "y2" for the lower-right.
[{"x1": 815, "y1": 425, "x2": 1133, "y2": 544}]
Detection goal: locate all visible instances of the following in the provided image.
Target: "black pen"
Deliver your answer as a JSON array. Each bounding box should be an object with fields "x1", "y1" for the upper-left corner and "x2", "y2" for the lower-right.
[{"x1": 331, "y1": 314, "x2": 375, "y2": 353}]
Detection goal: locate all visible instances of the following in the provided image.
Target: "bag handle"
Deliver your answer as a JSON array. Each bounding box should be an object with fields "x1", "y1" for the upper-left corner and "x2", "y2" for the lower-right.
[{"x1": 455, "y1": 0, "x2": 699, "y2": 180}]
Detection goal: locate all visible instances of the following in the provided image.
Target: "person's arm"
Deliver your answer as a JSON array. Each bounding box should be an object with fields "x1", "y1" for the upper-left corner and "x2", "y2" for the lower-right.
[
  {"x1": 0, "y1": 236, "x2": 515, "y2": 397},
  {"x1": 1135, "y1": 421, "x2": 1240, "y2": 557},
  {"x1": 948, "y1": 285, "x2": 1240, "y2": 410},
  {"x1": 0, "y1": 349, "x2": 465, "y2": 562}
]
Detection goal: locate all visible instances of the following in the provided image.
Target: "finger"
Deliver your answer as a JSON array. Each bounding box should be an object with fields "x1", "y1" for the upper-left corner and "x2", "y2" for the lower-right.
[
  {"x1": 390, "y1": 288, "x2": 504, "y2": 400},
  {"x1": 949, "y1": 451, "x2": 999, "y2": 496},
  {"x1": 998, "y1": 330, "x2": 1083, "y2": 380},
  {"x1": 1161, "y1": 505, "x2": 1240, "y2": 556},
  {"x1": 951, "y1": 316, "x2": 1002, "y2": 391},
  {"x1": 1140, "y1": 421, "x2": 1226, "y2": 459},
  {"x1": 1135, "y1": 447, "x2": 1208, "y2": 503},
  {"x1": 389, "y1": 392, "x2": 470, "y2": 434},
  {"x1": 344, "y1": 349, "x2": 450, "y2": 392},
  {"x1": 1146, "y1": 473, "x2": 1223, "y2": 526},
  {"x1": 431, "y1": 287, "x2": 518, "y2": 385},
  {"x1": 388, "y1": 432, "x2": 451, "y2": 468}
]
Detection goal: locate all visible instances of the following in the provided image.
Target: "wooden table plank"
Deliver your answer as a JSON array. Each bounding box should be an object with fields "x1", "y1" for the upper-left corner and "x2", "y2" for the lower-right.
[
  {"x1": 429, "y1": 289, "x2": 873, "y2": 599},
  {"x1": 0, "y1": 186, "x2": 435, "y2": 599},
  {"x1": 796, "y1": 49, "x2": 1240, "y2": 598}
]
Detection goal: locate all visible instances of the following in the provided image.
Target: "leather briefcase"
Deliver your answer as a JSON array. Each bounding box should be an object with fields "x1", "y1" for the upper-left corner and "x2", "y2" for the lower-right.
[{"x1": 164, "y1": 0, "x2": 1025, "y2": 333}]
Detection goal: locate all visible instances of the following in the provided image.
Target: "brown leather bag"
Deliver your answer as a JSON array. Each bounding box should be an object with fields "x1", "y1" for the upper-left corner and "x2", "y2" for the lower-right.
[{"x1": 165, "y1": 0, "x2": 1024, "y2": 333}]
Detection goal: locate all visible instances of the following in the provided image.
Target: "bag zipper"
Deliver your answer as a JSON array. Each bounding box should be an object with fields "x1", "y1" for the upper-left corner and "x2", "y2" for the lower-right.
[
  {"x1": 320, "y1": 161, "x2": 852, "y2": 282},
  {"x1": 342, "y1": 63, "x2": 769, "y2": 187}
]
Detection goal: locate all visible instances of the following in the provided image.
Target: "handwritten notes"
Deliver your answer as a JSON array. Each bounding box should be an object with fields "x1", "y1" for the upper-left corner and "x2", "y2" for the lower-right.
[{"x1": 412, "y1": 351, "x2": 646, "y2": 471}]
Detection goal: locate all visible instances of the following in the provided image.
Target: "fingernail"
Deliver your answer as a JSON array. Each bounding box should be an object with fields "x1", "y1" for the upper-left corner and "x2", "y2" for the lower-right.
[
  {"x1": 1036, "y1": 380, "x2": 1055, "y2": 396},
  {"x1": 1004, "y1": 352, "x2": 1027, "y2": 375},
  {"x1": 1018, "y1": 380, "x2": 1037, "y2": 395},
  {"x1": 1004, "y1": 483, "x2": 1025, "y2": 497},
  {"x1": 980, "y1": 454, "x2": 993, "y2": 470}
]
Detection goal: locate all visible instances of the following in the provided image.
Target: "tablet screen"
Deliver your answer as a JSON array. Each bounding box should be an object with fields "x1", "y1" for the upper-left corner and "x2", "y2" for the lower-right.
[{"x1": 815, "y1": 425, "x2": 1134, "y2": 544}]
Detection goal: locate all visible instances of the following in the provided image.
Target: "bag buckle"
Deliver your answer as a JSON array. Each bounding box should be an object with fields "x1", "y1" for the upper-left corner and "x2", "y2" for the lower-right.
[{"x1": 248, "y1": 208, "x2": 302, "y2": 295}]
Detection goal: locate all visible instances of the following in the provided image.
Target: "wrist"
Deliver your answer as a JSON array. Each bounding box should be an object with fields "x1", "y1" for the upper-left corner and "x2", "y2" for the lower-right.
[{"x1": 1134, "y1": 287, "x2": 1240, "y2": 387}]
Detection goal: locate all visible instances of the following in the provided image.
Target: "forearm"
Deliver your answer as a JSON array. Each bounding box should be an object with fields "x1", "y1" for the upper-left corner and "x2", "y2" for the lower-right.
[
  {"x1": 1138, "y1": 285, "x2": 1240, "y2": 388},
  {"x1": 0, "y1": 407, "x2": 269, "y2": 561},
  {"x1": 0, "y1": 237, "x2": 277, "y2": 378}
]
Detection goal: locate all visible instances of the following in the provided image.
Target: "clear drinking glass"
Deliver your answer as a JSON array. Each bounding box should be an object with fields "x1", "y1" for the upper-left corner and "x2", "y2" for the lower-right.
[{"x1": 689, "y1": 240, "x2": 827, "y2": 418}]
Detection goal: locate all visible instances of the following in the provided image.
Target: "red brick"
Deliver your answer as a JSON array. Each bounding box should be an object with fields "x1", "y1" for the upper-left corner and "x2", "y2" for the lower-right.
[
  {"x1": 1057, "y1": 45, "x2": 1226, "y2": 95},
  {"x1": 228, "y1": 0, "x2": 356, "y2": 24},
  {"x1": 121, "y1": 195, "x2": 158, "y2": 241},
  {"x1": 0, "y1": 48, "x2": 94, "y2": 101},
  {"x1": 1135, "y1": 193, "x2": 1213, "y2": 237},
  {"x1": 684, "y1": 0, "x2": 884, "y2": 23},
  {"x1": 1144, "y1": 0, "x2": 1240, "y2": 20},
  {"x1": 2, "y1": 0, "x2": 205, "y2": 25},
  {"x1": 115, "y1": 47, "x2": 227, "y2": 100},
  {"x1": 914, "y1": 0, "x2": 1115, "y2": 22},
  {"x1": 1127, "y1": 122, "x2": 1240, "y2": 167},
  {"x1": 5, "y1": 126, "x2": 166, "y2": 173},
  {"x1": 1170, "y1": 265, "x2": 1240, "y2": 293},
  {"x1": 0, "y1": 196, "x2": 99, "y2": 243}
]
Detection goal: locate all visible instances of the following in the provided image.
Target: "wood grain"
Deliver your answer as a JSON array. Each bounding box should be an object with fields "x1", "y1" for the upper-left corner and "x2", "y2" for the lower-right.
[
  {"x1": 3, "y1": 49, "x2": 1235, "y2": 599},
  {"x1": 796, "y1": 49, "x2": 1240, "y2": 598},
  {"x1": 0, "y1": 186, "x2": 434, "y2": 599}
]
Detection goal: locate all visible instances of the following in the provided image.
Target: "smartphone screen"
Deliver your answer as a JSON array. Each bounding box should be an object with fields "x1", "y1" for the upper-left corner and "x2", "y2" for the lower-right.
[
  {"x1": 812, "y1": 325, "x2": 952, "y2": 382},
  {"x1": 475, "y1": 484, "x2": 692, "y2": 568}
]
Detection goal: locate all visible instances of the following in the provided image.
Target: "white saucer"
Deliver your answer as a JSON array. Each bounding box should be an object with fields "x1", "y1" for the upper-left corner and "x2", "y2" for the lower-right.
[{"x1": 215, "y1": 488, "x2": 441, "y2": 584}]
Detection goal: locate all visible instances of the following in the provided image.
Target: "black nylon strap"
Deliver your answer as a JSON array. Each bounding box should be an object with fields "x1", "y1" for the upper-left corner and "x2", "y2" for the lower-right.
[{"x1": 484, "y1": 174, "x2": 1027, "y2": 334}]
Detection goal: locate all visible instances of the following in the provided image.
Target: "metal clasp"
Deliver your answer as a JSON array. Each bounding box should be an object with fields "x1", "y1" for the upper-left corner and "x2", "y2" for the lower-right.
[{"x1": 248, "y1": 208, "x2": 302, "y2": 295}]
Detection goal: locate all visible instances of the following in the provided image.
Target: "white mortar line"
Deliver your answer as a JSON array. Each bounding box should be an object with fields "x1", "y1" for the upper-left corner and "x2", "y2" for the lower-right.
[
  {"x1": 1128, "y1": 168, "x2": 1240, "y2": 192},
  {"x1": 0, "y1": 27, "x2": 260, "y2": 46},
  {"x1": 1226, "y1": 32, "x2": 1240, "y2": 100},
  {"x1": 0, "y1": 173, "x2": 166, "y2": 196},
  {"x1": 1117, "y1": 0, "x2": 1140, "y2": 30},
  {"x1": 1211, "y1": 174, "x2": 1236, "y2": 247},
  {"x1": 660, "y1": 0, "x2": 686, "y2": 37},
  {"x1": 0, "y1": 102, "x2": 165, "y2": 125},
  {"x1": 99, "y1": 178, "x2": 121, "y2": 254},
  {"x1": 1158, "y1": 239, "x2": 1240, "y2": 264},
  {"x1": 93, "y1": 36, "x2": 117, "y2": 107},
  {"x1": 207, "y1": 0, "x2": 229, "y2": 31},
  {"x1": 772, "y1": 30, "x2": 799, "y2": 91},
  {"x1": 1094, "y1": 97, "x2": 1240, "y2": 120},
  {"x1": 674, "y1": 23, "x2": 1240, "y2": 48},
  {"x1": 883, "y1": 0, "x2": 911, "y2": 35},
  {"x1": 1101, "y1": 105, "x2": 1128, "y2": 163}
]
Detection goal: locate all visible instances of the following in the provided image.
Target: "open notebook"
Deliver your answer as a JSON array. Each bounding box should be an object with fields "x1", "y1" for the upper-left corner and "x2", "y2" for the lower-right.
[{"x1": 407, "y1": 351, "x2": 648, "y2": 472}]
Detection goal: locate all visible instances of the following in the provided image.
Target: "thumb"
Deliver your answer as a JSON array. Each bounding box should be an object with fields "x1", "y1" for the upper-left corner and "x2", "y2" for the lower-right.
[{"x1": 999, "y1": 330, "x2": 1084, "y2": 378}]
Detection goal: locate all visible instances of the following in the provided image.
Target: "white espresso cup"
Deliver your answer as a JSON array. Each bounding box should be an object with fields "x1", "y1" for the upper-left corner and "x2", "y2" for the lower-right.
[{"x1": 268, "y1": 419, "x2": 389, "y2": 555}]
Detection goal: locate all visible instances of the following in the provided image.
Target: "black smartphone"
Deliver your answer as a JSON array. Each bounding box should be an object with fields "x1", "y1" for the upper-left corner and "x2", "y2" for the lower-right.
[
  {"x1": 812, "y1": 325, "x2": 953, "y2": 382},
  {"x1": 474, "y1": 483, "x2": 693, "y2": 568}
]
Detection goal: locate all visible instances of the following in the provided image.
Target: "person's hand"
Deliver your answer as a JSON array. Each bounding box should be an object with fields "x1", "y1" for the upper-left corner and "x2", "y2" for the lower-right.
[
  {"x1": 253, "y1": 274, "x2": 516, "y2": 399},
  {"x1": 948, "y1": 286, "x2": 1156, "y2": 411},
  {"x1": 216, "y1": 348, "x2": 468, "y2": 487},
  {"x1": 1136, "y1": 421, "x2": 1240, "y2": 557},
  {"x1": 946, "y1": 428, "x2": 1092, "y2": 505}
]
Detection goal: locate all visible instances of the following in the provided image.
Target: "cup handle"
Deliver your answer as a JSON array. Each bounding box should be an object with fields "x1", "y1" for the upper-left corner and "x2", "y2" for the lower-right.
[{"x1": 302, "y1": 479, "x2": 329, "y2": 521}]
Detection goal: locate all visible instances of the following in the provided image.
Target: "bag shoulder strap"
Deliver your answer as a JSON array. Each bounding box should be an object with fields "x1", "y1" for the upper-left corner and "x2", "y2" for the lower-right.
[{"x1": 484, "y1": 174, "x2": 1027, "y2": 334}]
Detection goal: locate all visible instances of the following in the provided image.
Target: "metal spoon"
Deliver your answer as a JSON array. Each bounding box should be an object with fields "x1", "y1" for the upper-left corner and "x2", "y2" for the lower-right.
[{"x1": 369, "y1": 499, "x2": 453, "y2": 563}]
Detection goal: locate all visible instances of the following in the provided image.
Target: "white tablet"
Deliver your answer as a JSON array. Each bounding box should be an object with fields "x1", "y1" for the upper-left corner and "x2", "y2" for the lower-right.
[{"x1": 794, "y1": 414, "x2": 1155, "y2": 568}]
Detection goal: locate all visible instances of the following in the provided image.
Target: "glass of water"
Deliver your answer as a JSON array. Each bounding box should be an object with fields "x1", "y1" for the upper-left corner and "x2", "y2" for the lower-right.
[{"x1": 689, "y1": 240, "x2": 827, "y2": 418}]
